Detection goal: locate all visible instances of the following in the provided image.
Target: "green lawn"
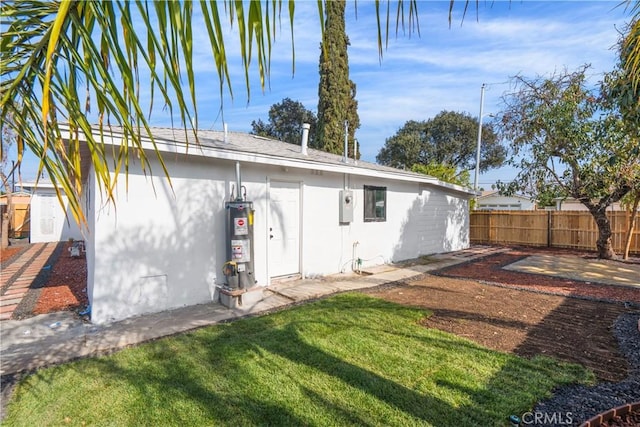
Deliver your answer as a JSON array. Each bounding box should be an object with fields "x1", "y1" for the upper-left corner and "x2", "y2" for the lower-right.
[{"x1": 3, "y1": 294, "x2": 594, "y2": 426}]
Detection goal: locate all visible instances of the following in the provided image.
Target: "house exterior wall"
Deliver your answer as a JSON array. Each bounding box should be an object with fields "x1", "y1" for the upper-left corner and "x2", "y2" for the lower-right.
[
  {"x1": 30, "y1": 188, "x2": 83, "y2": 243},
  {"x1": 87, "y1": 153, "x2": 470, "y2": 324},
  {"x1": 555, "y1": 199, "x2": 624, "y2": 211},
  {"x1": 85, "y1": 167, "x2": 97, "y2": 313},
  {"x1": 477, "y1": 195, "x2": 536, "y2": 211}
]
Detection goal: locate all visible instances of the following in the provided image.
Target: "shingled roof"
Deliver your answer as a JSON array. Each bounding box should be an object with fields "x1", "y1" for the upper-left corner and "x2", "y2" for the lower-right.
[{"x1": 73, "y1": 125, "x2": 474, "y2": 196}]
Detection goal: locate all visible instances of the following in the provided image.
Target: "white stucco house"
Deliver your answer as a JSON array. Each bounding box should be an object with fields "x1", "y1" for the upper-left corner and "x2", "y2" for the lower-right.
[
  {"x1": 70, "y1": 126, "x2": 473, "y2": 324},
  {"x1": 476, "y1": 190, "x2": 537, "y2": 211},
  {"x1": 20, "y1": 180, "x2": 83, "y2": 243},
  {"x1": 553, "y1": 197, "x2": 625, "y2": 211}
]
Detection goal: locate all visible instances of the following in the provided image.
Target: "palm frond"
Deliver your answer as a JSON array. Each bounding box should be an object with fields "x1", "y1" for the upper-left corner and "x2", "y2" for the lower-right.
[{"x1": 0, "y1": 0, "x2": 286, "y2": 225}]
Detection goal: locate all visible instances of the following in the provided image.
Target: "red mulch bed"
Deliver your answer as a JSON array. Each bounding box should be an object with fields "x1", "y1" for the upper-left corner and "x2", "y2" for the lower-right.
[
  {"x1": 33, "y1": 242, "x2": 88, "y2": 314},
  {"x1": 436, "y1": 247, "x2": 640, "y2": 305},
  {"x1": 1, "y1": 245, "x2": 24, "y2": 264}
]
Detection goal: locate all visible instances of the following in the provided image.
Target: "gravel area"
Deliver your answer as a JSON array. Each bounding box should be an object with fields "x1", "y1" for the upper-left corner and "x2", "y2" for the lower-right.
[{"x1": 532, "y1": 311, "x2": 640, "y2": 426}]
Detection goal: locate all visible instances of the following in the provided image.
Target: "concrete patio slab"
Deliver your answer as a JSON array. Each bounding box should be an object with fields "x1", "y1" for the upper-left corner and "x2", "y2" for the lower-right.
[{"x1": 503, "y1": 255, "x2": 640, "y2": 288}]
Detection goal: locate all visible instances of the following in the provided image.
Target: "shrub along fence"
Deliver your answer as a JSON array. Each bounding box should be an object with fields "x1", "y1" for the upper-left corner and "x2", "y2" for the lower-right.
[{"x1": 470, "y1": 210, "x2": 640, "y2": 255}]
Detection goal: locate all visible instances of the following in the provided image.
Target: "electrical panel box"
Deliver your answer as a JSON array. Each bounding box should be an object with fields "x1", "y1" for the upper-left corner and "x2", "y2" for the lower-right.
[{"x1": 339, "y1": 190, "x2": 354, "y2": 223}]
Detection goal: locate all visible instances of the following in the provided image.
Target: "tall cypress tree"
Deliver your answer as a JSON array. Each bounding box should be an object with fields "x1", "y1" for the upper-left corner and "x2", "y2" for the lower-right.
[{"x1": 315, "y1": 0, "x2": 360, "y2": 157}]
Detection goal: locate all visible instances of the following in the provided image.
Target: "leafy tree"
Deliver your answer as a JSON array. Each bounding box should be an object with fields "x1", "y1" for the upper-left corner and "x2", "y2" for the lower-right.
[
  {"x1": 623, "y1": 2, "x2": 640, "y2": 96},
  {"x1": 411, "y1": 162, "x2": 471, "y2": 188},
  {"x1": 315, "y1": 0, "x2": 360, "y2": 157},
  {"x1": 1, "y1": 118, "x2": 17, "y2": 247},
  {"x1": 534, "y1": 184, "x2": 564, "y2": 209},
  {"x1": 497, "y1": 65, "x2": 640, "y2": 259},
  {"x1": 1, "y1": 119, "x2": 15, "y2": 194},
  {"x1": 376, "y1": 111, "x2": 505, "y2": 173},
  {"x1": 603, "y1": 20, "x2": 640, "y2": 260},
  {"x1": 412, "y1": 162, "x2": 475, "y2": 208},
  {"x1": 250, "y1": 98, "x2": 317, "y2": 146}
]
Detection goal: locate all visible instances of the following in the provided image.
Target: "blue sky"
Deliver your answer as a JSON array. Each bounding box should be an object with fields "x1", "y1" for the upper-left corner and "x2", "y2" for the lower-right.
[{"x1": 13, "y1": 1, "x2": 634, "y2": 188}]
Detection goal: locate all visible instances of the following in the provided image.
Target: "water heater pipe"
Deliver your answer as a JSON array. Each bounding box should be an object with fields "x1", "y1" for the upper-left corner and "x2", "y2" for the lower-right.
[{"x1": 235, "y1": 161, "x2": 242, "y2": 201}]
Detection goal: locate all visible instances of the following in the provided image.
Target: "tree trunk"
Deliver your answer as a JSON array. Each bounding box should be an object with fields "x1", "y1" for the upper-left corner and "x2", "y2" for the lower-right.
[
  {"x1": 591, "y1": 208, "x2": 616, "y2": 259},
  {"x1": 1, "y1": 213, "x2": 8, "y2": 249},
  {"x1": 623, "y1": 195, "x2": 640, "y2": 260},
  {"x1": 1, "y1": 172, "x2": 13, "y2": 240}
]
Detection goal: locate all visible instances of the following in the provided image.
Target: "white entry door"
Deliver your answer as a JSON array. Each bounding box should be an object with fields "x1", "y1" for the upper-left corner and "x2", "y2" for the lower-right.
[
  {"x1": 39, "y1": 195, "x2": 57, "y2": 238},
  {"x1": 268, "y1": 181, "x2": 301, "y2": 278}
]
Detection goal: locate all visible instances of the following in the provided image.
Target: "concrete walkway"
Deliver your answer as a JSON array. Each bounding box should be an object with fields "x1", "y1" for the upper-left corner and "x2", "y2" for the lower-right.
[
  {"x1": 504, "y1": 254, "x2": 640, "y2": 288},
  {"x1": 0, "y1": 250, "x2": 481, "y2": 377}
]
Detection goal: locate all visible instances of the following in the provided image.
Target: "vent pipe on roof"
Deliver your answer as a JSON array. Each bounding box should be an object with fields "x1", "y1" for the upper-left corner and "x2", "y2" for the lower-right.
[
  {"x1": 301, "y1": 123, "x2": 310, "y2": 155},
  {"x1": 224, "y1": 123, "x2": 228, "y2": 144},
  {"x1": 354, "y1": 138, "x2": 358, "y2": 165},
  {"x1": 343, "y1": 121, "x2": 349, "y2": 163}
]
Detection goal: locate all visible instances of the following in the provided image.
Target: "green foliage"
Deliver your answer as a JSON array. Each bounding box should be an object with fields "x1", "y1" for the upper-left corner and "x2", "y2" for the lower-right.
[
  {"x1": 315, "y1": 0, "x2": 360, "y2": 157},
  {"x1": 499, "y1": 67, "x2": 638, "y2": 208},
  {"x1": 621, "y1": 3, "x2": 640, "y2": 94},
  {"x1": 3, "y1": 294, "x2": 593, "y2": 426},
  {"x1": 412, "y1": 162, "x2": 471, "y2": 188},
  {"x1": 534, "y1": 184, "x2": 564, "y2": 208},
  {"x1": 602, "y1": 18, "x2": 640, "y2": 142},
  {"x1": 250, "y1": 98, "x2": 317, "y2": 146},
  {"x1": 0, "y1": 0, "x2": 284, "y2": 225},
  {"x1": 497, "y1": 65, "x2": 640, "y2": 258},
  {"x1": 376, "y1": 111, "x2": 505, "y2": 172}
]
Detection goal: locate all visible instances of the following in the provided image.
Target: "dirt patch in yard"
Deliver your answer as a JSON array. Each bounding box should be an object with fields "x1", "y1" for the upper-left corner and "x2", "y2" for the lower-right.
[{"x1": 365, "y1": 248, "x2": 638, "y2": 383}]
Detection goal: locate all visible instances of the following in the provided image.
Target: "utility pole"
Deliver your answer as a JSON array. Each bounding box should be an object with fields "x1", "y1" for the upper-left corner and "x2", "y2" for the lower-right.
[{"x1": 474, "y1": 83, "x2": 486, "y2": 207}]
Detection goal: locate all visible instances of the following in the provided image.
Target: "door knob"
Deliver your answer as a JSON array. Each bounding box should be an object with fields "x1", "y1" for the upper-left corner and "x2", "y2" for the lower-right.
[{"x1": 270, "y1": 234, "x2": 274, "y2": 239}]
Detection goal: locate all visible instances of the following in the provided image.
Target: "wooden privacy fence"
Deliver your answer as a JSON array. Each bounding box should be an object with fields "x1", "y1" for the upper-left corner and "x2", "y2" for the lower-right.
[
  {"x1": 470, "y1": 210, "x2": 640, "y2": 254},
  {"x1": 0, "y1": 203, "x2": 30, "y2": 239}
]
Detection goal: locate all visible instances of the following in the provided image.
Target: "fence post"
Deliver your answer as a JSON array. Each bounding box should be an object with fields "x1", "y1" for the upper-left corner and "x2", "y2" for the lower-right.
[{"x1": 547, "y1": 211, "x2": 552, "y2": 248}]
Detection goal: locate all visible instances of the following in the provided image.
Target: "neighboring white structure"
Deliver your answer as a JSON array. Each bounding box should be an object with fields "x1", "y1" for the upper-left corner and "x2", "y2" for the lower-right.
[
  {"x1": 72, "y1": 126, "x2": 474, "y2": 324},
  {"x1": 477, "y1": 191, "x2": 537, "y2": 211},
  {"x1": 554, "y1": 197, "x2": 624, "y2": 211},
  {"x1": 21, "y1": 181, "x2": 83, "y2": 243}
]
